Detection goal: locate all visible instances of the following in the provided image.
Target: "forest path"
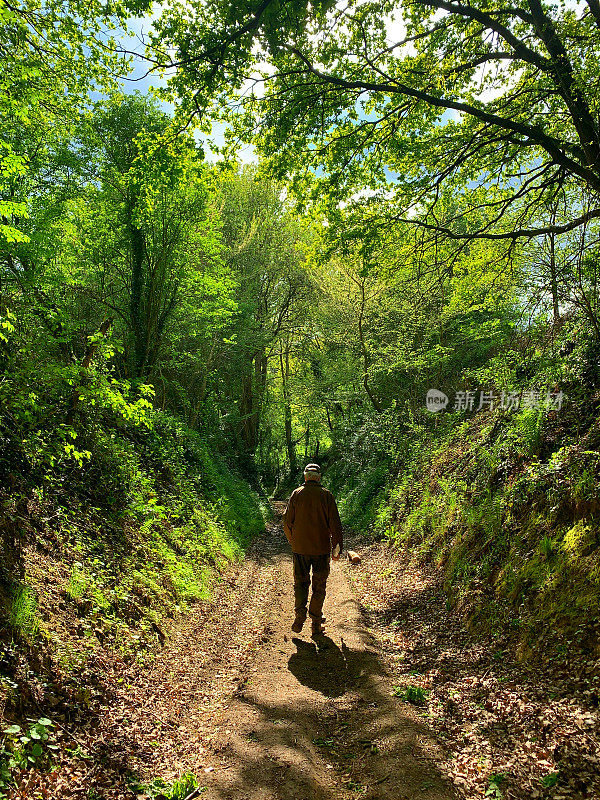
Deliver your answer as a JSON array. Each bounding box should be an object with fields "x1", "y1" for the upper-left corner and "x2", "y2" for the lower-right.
[{"x1": 99, "y1": 503, "x2": 456, "y2": 800}]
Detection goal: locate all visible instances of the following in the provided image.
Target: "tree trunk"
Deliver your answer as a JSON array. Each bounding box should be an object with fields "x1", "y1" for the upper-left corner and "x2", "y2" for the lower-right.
[
  {"x1": 357, "y1": 278, "x2": 383, "y2": 413},
  {"x1": 239, "y1": 371, "x2": 256, "y2": 451},
  {"x1": 279, "y1": 341, "x2": 296, "y2": 478},
  {"x1": 127, "y1": 195, "x2": 148, "y2": 378},
  {"x1": 325, "y1": 406, "x2": 333, "y2": 432},
  {"x1": 252, "y1": 350, "x2": 268, "y2": 446}
]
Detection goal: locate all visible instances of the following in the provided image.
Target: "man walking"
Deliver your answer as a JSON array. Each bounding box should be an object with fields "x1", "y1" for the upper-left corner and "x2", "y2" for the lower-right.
[{"x1": 283, "y1": 463, "x2": 343, "y2": 637}]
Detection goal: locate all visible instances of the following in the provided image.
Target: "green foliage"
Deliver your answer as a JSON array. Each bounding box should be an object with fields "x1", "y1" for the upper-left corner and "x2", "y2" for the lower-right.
[
  {"x1": 393, "y1": 685, "x2": 428, "y2": 705},
  {"x1": 0, "y1": 161, "x2": 271, "y2": 688},
  {"x1": 541, "y1": 772, "x2": 559, "y2": 788},
  {"x1": 0, "y1": 309, "x2": 15, "y2": 345},
  {"x1": 155, "y1": 0, "x2": 600, "y2": 278},
  {"x1": 128, "y1": 772, "x2": 202, "y2": 800},
  {"x1": 346, "y1": 392, "x2": 600, "y2": 647},
  {"x1": 485, "y1": 773, "x2": 507, "y2": 799},
  {"x1": 0, "y1": 718, "x2": 58, "y2": 795},
  {"x1": 539, "y1": 536, "x2": 554, "y2": 560},
  {"x1": 335, "y1": 460, "x2": 390, "y2": 535},
  {"x1": 10, "y1": 586, "x2": 39, "y2": 643},
  {"x1": 518, "y1": 408, "x2": 545, "y2": 458},
  {"x1": 76, "y1": 93, "x2": 231, "y2": 383},
  {"x1": 0, "y1": 0, "x2": 150, "y2": 245},
  {"x1": 24, "y1": 406, "x2": 268, "y2": 662}
]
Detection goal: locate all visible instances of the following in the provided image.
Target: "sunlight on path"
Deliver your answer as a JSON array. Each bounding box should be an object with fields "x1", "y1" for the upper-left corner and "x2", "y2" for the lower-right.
[
  {"x1": 198, "y1": 506, "x2": 456, "y2": 800},
  {"x1": 93, "y1": 507, "x2": 456, "y2": 799}
]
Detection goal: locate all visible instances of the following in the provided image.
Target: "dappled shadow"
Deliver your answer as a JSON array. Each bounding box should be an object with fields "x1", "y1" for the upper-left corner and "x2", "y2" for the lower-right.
[
  {"x1": 357, "y1": 566, "x2": 495, "y2": 687},
  {"x1": 201, "y1": 622, "x2": 456, "y2": 800},
  {"x1": 192, "y1": 511, "x2": 456, "y2": 799},
  {"x1": 345, "y1": 541, "x2": 600, "y2": 800},
  {"x1": 65, "y1": 517, "x2": 458, "y2": 800},
  {"x1": 242, "y1": 502, "x2": 292, "y2": 567}
]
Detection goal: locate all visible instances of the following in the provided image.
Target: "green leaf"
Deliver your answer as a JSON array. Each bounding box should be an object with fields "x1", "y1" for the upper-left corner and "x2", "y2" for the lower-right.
[
  {"x1": 2, "y1": 725, "x2": 20, "y2": 735},
  {"x1": 31, "y1": 743, "x2": 43, "y2": 758}
]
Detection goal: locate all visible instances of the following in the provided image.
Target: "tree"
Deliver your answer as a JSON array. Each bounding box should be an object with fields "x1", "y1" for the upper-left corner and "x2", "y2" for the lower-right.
[
  {"x1": 77, "y1": 94, "x2": 229, "y2": 382},
  {"x1": 213, "y1": 167, "x2": 313, "y2": 458},
  {"x1": 0, "y1": 0, "x2": 149, "y2": 244},
  {"x1": 152, "y1": 0, "x2": 600, "y2": 241}
]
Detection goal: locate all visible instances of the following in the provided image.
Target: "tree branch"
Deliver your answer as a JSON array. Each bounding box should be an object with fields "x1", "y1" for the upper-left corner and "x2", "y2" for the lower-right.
[
  {"x1": 280, "y1": 44, "x2": 600, "y2": 191},
  {"x1": 393, "y1": 205, "x2": 600, "y2": 240}
]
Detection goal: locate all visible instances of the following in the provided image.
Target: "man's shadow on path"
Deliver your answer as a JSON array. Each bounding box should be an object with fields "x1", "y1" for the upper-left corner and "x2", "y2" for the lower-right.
[
  {"x1": 288, "y1": 633, "x2": 387, "y2": 698},
  {"x1": 288, "y1": 636, "x2": 347, "y2": 697}
]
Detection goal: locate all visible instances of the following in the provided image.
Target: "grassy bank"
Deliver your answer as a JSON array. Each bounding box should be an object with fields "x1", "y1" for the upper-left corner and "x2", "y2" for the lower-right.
[
  {"x1": 0, "y1": 397, "x2": 267, "y2": 793},
  {"x1": 1, "y1": 413, "x2": 267, "y2": 662},
  {"x1": 329, "y1": 397, "x2": 600, "y2": 654}
]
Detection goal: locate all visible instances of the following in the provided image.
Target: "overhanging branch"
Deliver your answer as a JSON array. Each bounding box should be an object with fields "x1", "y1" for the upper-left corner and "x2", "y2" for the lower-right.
[{"x1": 392, "y1": 206, "x2": 600, "y2": 240}]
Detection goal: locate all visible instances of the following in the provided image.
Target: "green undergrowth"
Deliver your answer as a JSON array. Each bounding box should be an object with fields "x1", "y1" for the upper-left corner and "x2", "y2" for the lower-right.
[
  {"x1": 333, "y1": 400, "x2": 600, "y2": 652},
  {"x1": 335, "y1": 460, "x2": 392, "y2": 534},
  {"x1": 0, "y1": 360, "x2": 268, "y2": 796},
  {"x1": 127, "y1": 771, "x2": 201, "y2": 800},
  {"x1": 0, "y1": 405, "x2": 268, "y2": 685}
]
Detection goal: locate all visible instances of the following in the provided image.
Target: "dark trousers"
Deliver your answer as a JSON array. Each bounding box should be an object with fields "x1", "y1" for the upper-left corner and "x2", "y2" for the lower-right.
[{"x1": 293, "y1": 553, "x2": 330, "y2": 623}]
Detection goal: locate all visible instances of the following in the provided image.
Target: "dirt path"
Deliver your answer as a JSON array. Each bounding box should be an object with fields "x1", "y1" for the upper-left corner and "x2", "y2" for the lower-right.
[
  {"x1": 12, "y1": 503, "x2": 597, "y2": 800},
  {"x1": 92, "y1": 504, "x2": 456, "y2": 800}
]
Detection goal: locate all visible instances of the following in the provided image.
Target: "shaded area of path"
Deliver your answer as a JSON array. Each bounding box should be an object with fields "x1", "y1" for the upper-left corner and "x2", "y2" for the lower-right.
[
  {"x1": 200, "y1": 515, "x2": 454, "y2": 800},
  {"x1": 88, "y1": 503, "x2": 456, "y2": 800}
]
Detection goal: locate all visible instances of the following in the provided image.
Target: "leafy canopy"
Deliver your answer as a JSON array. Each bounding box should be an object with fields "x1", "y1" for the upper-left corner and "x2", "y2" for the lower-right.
[{"x1": 153, "y1": 0, "x2": 600, "y2": 241}]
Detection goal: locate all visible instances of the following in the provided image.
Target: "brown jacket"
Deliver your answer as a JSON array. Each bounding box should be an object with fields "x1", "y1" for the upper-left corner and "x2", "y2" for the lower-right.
[{"x1": 283, "y1": 480, "x2": 343, "y2": 556}]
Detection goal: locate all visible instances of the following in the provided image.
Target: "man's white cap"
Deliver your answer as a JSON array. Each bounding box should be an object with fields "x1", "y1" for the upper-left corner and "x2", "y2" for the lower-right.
[{"x1": 304, "y1": 463, "x2": 321, "y2": 477}]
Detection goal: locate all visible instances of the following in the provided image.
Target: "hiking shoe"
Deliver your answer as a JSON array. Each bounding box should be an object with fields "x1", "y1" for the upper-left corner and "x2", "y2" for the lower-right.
[
  {"x1": 292, "y1": 614, "x2": 306, "y2": 633},
  {"x1": 311, "y1": 620, "x2": 325, "y2": 637}
]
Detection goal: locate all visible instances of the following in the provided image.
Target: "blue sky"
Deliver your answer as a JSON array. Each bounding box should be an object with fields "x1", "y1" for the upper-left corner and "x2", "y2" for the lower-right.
[
  {"x1": 118, "y1": 17, "x2": 168, "y2": 99},
  {"x1": 115, "y1": 15, "x2": 257, "y2": 162}
]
